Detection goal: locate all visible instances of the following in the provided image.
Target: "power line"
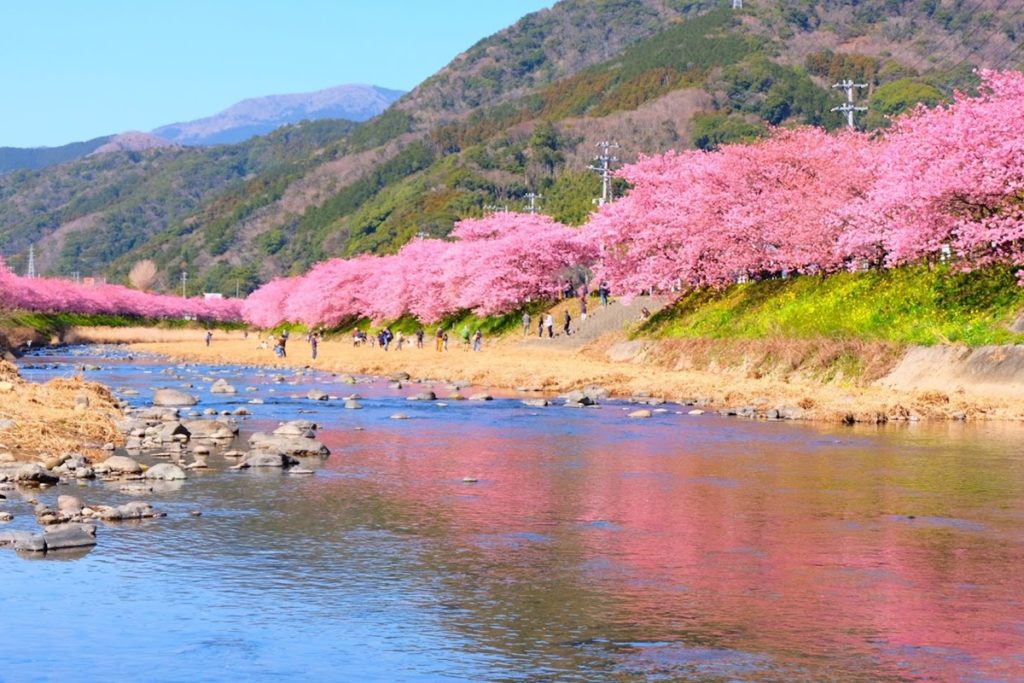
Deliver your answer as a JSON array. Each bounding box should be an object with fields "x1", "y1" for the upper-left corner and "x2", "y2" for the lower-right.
[{"x1": 929, "y1": 0, "x2": 1015, "y2": 69}]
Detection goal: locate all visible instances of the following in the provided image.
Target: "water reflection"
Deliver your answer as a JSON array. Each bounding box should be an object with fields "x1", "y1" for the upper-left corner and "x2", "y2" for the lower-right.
[{"x1": 1, "y1": 348, "x2": 1021, "y2": 681}]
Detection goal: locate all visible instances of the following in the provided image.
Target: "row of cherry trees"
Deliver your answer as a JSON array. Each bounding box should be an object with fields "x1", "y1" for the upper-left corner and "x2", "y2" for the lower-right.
[
  {"x1": 0, "y1": 260, "x2": 241, "y2": 321},
  {"x1": 586, "y1": 70, "x2": 1024, "y2": 291},
  {"x1": 242, "y1": 213, "x2": 592, "y2": 326},
  {"x1": 6, "y1": 71, "x2": 1023, "y2": 327}
]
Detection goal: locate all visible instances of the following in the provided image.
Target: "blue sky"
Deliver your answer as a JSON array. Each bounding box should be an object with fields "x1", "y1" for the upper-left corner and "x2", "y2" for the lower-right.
[{"x1": 1, "y1": 0, "x2": 554, "y2": 147}]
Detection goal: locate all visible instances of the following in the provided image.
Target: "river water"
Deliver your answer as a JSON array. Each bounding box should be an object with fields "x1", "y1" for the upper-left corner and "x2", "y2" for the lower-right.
[{"x1": 1, "y1": 347, "x2": 1022, "y2": 682}]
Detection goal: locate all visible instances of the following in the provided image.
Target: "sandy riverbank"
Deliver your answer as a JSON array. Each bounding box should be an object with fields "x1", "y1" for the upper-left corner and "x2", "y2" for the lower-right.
[{"x1": 94, "y1": 326, "x2": 1024, "y2": 423}]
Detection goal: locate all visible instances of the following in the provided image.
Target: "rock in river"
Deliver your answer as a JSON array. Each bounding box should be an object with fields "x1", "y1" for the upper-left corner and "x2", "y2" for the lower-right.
[
  {"x1": 182, "y1": 419, "x2": 238, "y2": 440},
  {"x1": 240, "y1": 452, "x2": 299, "y2": 468},
  {"x1": 100, "y1": 455, "x2": 144, "y2": 475},
  {"x1": 248, "y1": 432, "x2": 330, "y2": 458},
  {"x1": 210, "y1": 379, "x2": 237, "y2": 394},
  {"x1": 14, "y1": 464, "x2": 60, "y2": 486},
  {"x1": 144, "y1": 463, "x2": 187, "y2": 481},
  {"x1": 152, "y1": 389, "x2": 198, "y2": 407}
]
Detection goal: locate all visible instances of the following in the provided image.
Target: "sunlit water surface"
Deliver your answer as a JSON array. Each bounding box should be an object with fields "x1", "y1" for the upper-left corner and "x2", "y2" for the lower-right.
[{"x1": 1, "y1": 346, "x2": 1022, "y2": 682}]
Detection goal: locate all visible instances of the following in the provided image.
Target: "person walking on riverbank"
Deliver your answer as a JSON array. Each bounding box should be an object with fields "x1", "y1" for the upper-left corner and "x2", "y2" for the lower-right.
[
  {"x1": 310, "y1": 332, "x2": 319, "y2": 360},
  {"x1": 460, "y1": 326, "x2": 471, "y2": 351},
  {"x1": 599, "y1": 282, "x2": 610, "y2": 307},
  {"x1": 472, "y1": 329, "x2": 483, "y2": 352},
  {"x1": 563, "y1": 309, "x2": 572, "y2": 336},
  {"x1": 435, "y1": 328, "x2": 444, "y2": 352},
  {"x1": 522, "y1": 312, "x2": 531, "y2": 337},
  {"x1": 204, "y1": 330, "x2": 212, "y2": 347},
  {"x1": 415, "y1": 328, "x2": 424, "y2": 349},
  {"x1": 544, "y1": 313, "x2": 554, "y2": 338}
]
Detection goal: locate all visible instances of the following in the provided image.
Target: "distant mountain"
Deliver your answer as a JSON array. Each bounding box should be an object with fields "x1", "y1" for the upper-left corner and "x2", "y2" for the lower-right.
[
  {"x1": 152, "y1": 84, "x2": 406, "y2": 145},
  {"x1": 89, "y1": 131, "x2": 177, "y2": 155},
  {"x1": 0, "y1": 135, "x2": 114, "y2": 173}
]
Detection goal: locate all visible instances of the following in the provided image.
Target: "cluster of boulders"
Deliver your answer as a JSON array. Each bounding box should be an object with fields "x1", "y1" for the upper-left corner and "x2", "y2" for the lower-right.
[
  {"x1": 236, "y1": 420, "x2": 330, "y2": 469},
  {"x1": 0, "y1": 460, "x2": 167, "y2": 555}
]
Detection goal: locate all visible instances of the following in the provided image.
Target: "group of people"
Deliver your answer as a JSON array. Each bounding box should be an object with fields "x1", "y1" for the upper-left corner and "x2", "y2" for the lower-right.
[
  {"x1": 348, "y1": 325, "x2": 487, "y2": 353},
  {"x1": 521, "y1": 280, "x2": 612, "y2": 339},
  {"x1": 221, "y1": 279, "x2": 613, "y2": 360}
]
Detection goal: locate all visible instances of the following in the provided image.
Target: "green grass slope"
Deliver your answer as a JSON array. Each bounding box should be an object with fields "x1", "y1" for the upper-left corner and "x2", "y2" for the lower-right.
[{"x1": 641, "y1": 265, "x2": 1024, "y2": 347}]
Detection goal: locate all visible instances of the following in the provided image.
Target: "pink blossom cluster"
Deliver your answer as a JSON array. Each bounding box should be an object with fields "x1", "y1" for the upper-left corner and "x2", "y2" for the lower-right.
[
  {"x1": 242, "y1": 212, "x2": 592, "y2": 326},
  {"x1": 0, "y1": 260, "x2": 241, "y2": 321},
  {"x1": 585, "y1": 70, "x2": 1024, "y2": 292}
]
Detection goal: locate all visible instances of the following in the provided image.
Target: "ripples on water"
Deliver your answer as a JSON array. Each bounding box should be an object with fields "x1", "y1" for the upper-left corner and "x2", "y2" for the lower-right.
[{"x1": 1, "y1": 347, "x2": 1022, "y2": 682}]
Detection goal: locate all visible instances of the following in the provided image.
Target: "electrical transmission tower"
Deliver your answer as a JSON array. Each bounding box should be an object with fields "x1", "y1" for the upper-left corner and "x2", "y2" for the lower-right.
[
  {"x1": 26, "y1": 245, "x2": 36, "y2": 278},
  {"x1": 588, "y1": 141, "x2": 620, "y2": 207},
  {"x1": 831, "y1": 79, "x2": 868, "y2": 130},
  {"x1": 525, "y1": 192, "x2": 542, "y2": 214}
]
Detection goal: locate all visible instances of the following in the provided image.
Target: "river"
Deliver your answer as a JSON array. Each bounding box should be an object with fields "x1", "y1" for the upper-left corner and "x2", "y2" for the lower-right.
[{"x1": 1, "y1": 346, "x2": 1022, "y2": 682}]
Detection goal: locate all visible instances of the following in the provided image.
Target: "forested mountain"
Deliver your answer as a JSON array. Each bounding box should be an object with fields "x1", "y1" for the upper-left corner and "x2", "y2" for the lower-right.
[{"x1": 2, "y1": 0, "x2": 1021, "y2": 296}]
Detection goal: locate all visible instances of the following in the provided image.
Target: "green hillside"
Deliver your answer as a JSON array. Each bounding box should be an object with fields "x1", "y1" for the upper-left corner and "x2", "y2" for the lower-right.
[
  {"x1": 1, "y1": 0, "x2": 1020, "y2": 296},
  {"x1": 0, "y1": 135, "x2": 114, "y2": 173}
]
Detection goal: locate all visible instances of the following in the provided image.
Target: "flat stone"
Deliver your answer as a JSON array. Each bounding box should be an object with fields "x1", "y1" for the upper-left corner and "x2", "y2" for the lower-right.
[
  {"x1": 307, "y1": 389, "x2": 329, "y2": 401},
  {"x1": 13, "y1": 533, "x2": 46, "y2": 552},
  {"x1": 152, "y1": 389, "x2": 198, "y2": 407},
  {"x1": 247, "y1": 433, "x2": 329, "y2": 458},
  {"x1": 521, "y1": 399, "x2": 549, "y2": 408},
  {"x1": 407, "y1": 391, "x2": 436, "y2": 401},
  {"x1": 144, "y1": 463, "x2": 187, "y2": 481},
  {"x1": 628, "y1": 409, "x2": 653, "y2": 418},
  {"x1": 43, "y1": 524, "x2": 97, "y2": 550},
  {"x1": 100, "y1": 455, "x2": 143, "y2": 475},
  {"x1": 344, "y1": 400, "x2": 362, "y2": 410},
  {"x1": 468, "y1": 393, "x2": 493, "y2": 401},
  {"x1": 182, "y1": 419, "x2": 237, "y2": 439},
  {"x1": 241, "y1": 452, "x2": 299, "y2": 468}
]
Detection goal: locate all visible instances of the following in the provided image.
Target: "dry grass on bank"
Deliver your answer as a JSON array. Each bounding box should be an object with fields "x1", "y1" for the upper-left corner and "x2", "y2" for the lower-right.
[{"x1": 0, "y1": 360, "x2": 124, "y2": 462}]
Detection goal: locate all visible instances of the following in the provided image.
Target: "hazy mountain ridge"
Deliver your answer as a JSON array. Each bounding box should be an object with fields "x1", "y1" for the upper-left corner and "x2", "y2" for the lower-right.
[
  {"x1": 153, "y1": 84, "x2": 405, "y2": 145},
  {"x1": 2, "y1": 0, "x2": 1022, "y2": 296}
]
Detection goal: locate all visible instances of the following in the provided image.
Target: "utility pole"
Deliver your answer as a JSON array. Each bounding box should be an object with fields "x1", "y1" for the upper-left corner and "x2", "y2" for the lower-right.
[
  {"x1": 72, "y1": 270, "x2": 80, "y2": 284},
  {"x1": 26, "y1": 245, "x2": 35, "y2": 279},
  {"x1": 525, "y1": 192, "x2": 542, "y2": 214},
  {"x1": 180, "y1": 270, "x2": 188, "y2": 298},
  {"x1": 588, "y1": 141, "x2": 620, "y2": 207},
  {"x1": 831, "y1": 79, "x2": 868, "y2": 130}
]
